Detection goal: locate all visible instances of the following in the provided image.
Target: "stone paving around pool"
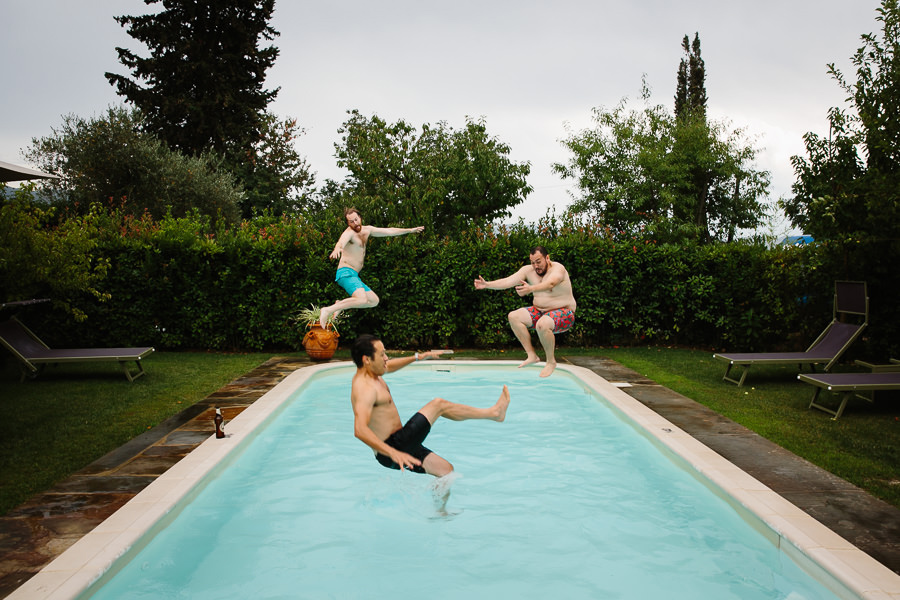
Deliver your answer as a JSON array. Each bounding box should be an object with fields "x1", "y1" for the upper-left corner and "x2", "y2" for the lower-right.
[{"x1": 1, "y1": 354, "x2": 898, "y2": 598}]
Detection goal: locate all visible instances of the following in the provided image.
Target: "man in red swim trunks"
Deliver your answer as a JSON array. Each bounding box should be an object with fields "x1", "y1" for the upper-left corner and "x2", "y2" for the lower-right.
[{"x1": 474, "y1": 246, "x2": 577, "y2": 377}]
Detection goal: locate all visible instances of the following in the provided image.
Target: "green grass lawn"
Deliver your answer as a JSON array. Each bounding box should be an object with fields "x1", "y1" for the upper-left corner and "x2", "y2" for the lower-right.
[
  {"x1": 1, "y1": 346, "x2": 898, "y2": 517},
  {"x1": 0, "y1": 352, "x2": 275, "y2": 514}
]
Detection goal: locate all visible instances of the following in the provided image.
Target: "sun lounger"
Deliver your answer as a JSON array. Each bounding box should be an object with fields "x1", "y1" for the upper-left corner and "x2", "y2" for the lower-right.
[
  {"x1": 713, "y1": 281, "x2": 868, "y2": 386},
  {"x1": 0, "y1": 317, "x2": 154, "y2": 382},
  {"x1": 799, "y1": 370, "x2": 900, "y2": 419},
  {"x1": 852, "y1": 358, "x2": 900, "y2": 373}
]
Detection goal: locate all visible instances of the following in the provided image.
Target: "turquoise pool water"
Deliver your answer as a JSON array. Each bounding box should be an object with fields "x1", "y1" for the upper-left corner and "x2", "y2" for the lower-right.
[{"x1": 85, "y1": 366, "x2": 842, "y2": 599}]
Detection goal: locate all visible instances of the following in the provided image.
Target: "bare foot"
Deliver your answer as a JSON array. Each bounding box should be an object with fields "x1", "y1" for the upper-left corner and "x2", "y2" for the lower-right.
[
  {"x1": 517, "y1": 354, "x2": 540, "y2": 368},
  {"x1": 539, "y1": 361, "x2": 557, "y2": 378},
  {"x1": 319, "y1": 306, "x2": 333, "y2": 329},
  {"x1": 493, "y1": 385, "x2": 511, "y2": 421},
  {"x1": 326, "y1": 309, "x2": 342, "y2": 329}
]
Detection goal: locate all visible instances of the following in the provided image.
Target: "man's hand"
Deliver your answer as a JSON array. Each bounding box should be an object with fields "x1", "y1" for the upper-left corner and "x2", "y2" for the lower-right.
[
  {"x1": 515, "y1": 280, "x2": 532, "y2": 296},
  {"x1": 390, "y1": 449, "x2": 421, "y2": 471},
  {"x1": 411, "y1": 226, "x2": 425, "y2": 234},
  {"x1": 329, "y1": 247, "x2": 342, "y2": 260},
  {"x1": 474, "y1": 275, "x2": 489, "y2": 290}
]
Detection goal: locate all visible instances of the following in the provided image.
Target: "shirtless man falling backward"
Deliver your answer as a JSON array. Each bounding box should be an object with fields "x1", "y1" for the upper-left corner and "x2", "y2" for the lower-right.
[
  {"x1": 351, "y1": 334, "x2": 510, "y2": 477},
  {"x1": 474, "y1": 246, "x2": 576, "y2": 377},
  {"x1": 319, "y1": 208, "x2": 424, "y2": 328}
]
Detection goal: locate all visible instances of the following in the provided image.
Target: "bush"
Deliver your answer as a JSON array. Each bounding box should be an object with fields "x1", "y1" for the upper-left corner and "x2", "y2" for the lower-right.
[
  {"x1": 13, "y1": 209, "x2": 898, "y2": 359},
  {"x1": 0, "y1": 195, "x2": 109, "y2": 321}
]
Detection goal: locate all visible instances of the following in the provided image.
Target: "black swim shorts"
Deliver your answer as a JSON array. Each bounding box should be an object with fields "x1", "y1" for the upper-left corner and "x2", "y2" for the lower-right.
[{"x1": 375, "y1": 412, "x2": 433, "y2": 474}]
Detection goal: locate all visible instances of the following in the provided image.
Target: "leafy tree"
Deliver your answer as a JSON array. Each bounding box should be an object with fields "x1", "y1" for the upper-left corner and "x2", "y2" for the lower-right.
[
  {"x1": 24, "y1": 106, "x2": 242, "y2": 221},
  {"x1": 329, "y1": 110, "x2": 532, "y2": 235},
  {"x1": 232, "y1": 112, "x2": 316, "y2": 217},
  {"x1": 782, "y1": 0, "x2": 900, "y2": 242},
  {"x1": 106, "y1": 0, "x2": 280, "y2": 177},
  {"x1": 555, "y1": 80, "x2": 770, "y2": 242},
  {"x1": 672, "y1": 117, "x2": 771, "y2": 242},
  {"x1": 554, "y1": 91, "x2": 672, "y2": 234}
]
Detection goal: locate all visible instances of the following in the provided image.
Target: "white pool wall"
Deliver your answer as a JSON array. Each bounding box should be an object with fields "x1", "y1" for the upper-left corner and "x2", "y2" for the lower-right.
[{"x1": 9, "y1": 361, "x2": 900, "y2": 600}]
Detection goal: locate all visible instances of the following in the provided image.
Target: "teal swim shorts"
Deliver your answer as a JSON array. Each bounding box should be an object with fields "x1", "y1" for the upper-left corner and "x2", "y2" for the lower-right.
[{"x1": 335, "y1": 267, "x2": 372, "y2": 296}]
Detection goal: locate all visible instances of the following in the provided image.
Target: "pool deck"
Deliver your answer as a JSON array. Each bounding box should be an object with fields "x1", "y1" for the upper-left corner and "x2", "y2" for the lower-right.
[{"x1": 1, "y1": 355, "x2": 899, "y2": 598}]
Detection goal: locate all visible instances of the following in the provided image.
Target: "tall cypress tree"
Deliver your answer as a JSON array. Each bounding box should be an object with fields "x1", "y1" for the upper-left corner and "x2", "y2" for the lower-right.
[
  {"x1": 105, "y1": 0, "x2": 280, "y2": 166},
  {"x1": 673, "y1": 33, "x2": 713, "y2": 239},
  {"x1": 674, "y1": 33, "x2": 707, "y2": 120}
]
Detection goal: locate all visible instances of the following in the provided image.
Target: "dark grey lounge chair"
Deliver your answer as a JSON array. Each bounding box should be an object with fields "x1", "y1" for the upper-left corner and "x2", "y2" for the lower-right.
[
  {"x1": 799, "y1": 368, "x2": 900, "y2": 419},
  {"x1": 0, "y1": 317, "x2": 154, "y2": 382},
  {"x1": 713, "y1": 281, "x2": 868, "y2": 387}
]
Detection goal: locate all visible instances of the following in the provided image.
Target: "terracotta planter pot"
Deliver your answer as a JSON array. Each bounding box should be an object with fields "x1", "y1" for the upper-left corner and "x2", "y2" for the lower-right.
[{"x1": 302, "y1": 323, "x2": 339, "y2": 360}]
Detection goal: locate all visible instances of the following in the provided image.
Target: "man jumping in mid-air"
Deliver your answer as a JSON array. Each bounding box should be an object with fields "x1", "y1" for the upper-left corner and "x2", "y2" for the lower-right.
[
  {"x1": 474, "y1": 245, "x2": 576, "y2": 377},
  {"x1": 319, "y1": 208, "x2": 424, "y2": 328}
]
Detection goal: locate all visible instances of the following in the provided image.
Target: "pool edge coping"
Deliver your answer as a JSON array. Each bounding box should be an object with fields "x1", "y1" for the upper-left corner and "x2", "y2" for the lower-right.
[{"x1": 10, "y1": 360, "x2": 900, "y2": 600}]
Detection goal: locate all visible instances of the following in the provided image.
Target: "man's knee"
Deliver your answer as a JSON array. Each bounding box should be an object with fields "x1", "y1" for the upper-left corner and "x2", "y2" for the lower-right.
[
  {"x1": 418, "y1": 397, "x2": 449, "y2": 423},
  {"x1": 367, "y1": 292, "x2": 380, "y2": 307},
  {"x1": 508, "y1": 309, "x2": 529, "y2": 327},
  {"x1": 427, "y1": 397, "x2": 450, "y2": 411},
  {"x1": 535, "y1": 316, "x2": 555, "y2": 333}
]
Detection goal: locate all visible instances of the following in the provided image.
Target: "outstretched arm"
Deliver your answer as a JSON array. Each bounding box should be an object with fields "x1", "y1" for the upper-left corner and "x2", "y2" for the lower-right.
[
  {"x1": 474, "y1": 266, "x2": 531, "y2": 291},
  {"x1": 368, "y1": 225, "x2": 425, "y2": 238},
  {"x1": 385, "y1": 349, "x2": 447, "y2": 373}
]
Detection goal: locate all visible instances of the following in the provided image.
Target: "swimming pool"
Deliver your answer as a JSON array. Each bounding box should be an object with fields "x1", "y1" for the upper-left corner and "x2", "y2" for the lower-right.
[{"x1": 13, "y1": 362, "x2": 900, "y2": 599}]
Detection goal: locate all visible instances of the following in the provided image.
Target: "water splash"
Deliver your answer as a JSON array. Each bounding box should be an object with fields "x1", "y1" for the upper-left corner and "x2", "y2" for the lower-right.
[{"x1": 430, "y1": 471, "x2": 463, "y2": 518}]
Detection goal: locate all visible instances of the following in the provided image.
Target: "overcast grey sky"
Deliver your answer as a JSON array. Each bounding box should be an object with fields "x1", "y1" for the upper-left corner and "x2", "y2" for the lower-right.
[{"x1": 1, "y1": 0, "x2": 883, "y2": 235}]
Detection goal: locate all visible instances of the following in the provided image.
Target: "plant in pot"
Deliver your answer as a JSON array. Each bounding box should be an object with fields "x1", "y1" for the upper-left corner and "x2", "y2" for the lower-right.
[{"x1": 294, "y1": 305, "x2": 342, "y2": 360}]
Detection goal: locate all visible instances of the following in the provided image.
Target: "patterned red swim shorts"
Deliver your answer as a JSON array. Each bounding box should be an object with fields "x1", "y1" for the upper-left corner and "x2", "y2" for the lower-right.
[{"x1": 526, "y1": 307, "x2": 575, "y2": 333}]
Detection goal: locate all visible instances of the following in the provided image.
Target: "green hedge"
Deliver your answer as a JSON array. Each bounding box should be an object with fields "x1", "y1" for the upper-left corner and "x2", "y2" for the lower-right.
[{"x1": 26, "y1": 213, "x2": 900, "y2": 358}]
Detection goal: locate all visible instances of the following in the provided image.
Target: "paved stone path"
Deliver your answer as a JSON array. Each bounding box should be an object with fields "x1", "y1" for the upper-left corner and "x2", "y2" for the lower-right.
[{"x1": 1, "y1": 355, "x2": 898, "y2": 597}]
